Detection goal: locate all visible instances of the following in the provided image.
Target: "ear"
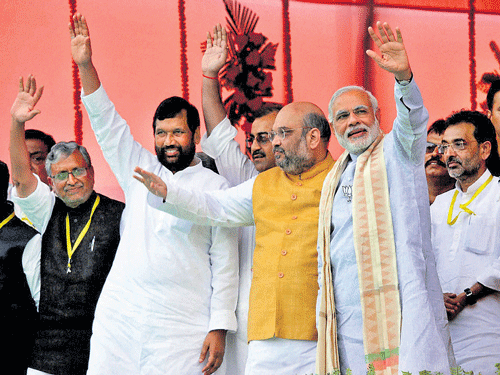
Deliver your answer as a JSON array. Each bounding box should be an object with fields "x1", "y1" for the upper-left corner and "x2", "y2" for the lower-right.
[
  {"x1": 375, "y1": 108, "x2": 381, "y2": 123},
  {"x1": 487, "y1": 109, "x2": 492, "y2": 119},
  {"x1": 480, "y1": 140, "x2": 492, "y2": 161},
  {"x1": 48, "y1": 177, "x2": 55, "y2": 190},
  {"x1": 193, "y1": 127, "x2": 201, "y2": 145},
  {"x1": 307, "y1": 127, "x2": 322, "y2": 150}
]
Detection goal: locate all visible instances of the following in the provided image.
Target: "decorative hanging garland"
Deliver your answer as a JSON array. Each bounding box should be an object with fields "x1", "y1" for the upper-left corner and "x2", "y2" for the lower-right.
[
  {"x1": 282, "y1": 0, "x2": 293, "y2": 104},
  {"x1": 178, "y1": 0, "x2": 189, "y2": 101},
  {"x1": 469, "y1": 0, "x2": 477, "y2": 110},
  {"x1": 69, "y1": 0, "x2": 83, "y2": 144}
]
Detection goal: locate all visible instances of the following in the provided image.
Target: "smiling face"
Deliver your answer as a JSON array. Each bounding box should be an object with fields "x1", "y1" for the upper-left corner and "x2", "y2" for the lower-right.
[
  {"x1": 49, "y1": 150, "x2": 95, "y2": 208},
  {"x1": 154, "y1": 110, "x2": 199, "y2": 173},
  {"x1": 249, "y1": 112, "x2": 277, "y2": 172},
  {"x1": 425, "y1": 131, "x2": 449, "y2": 179},
  {"x1": 331, "y1": 90, "x2": 380, "y2": 155}
]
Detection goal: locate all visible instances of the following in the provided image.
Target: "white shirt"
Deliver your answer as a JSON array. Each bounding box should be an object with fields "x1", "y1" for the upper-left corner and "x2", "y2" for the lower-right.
[
  {"x1": 201, "y1": 118, "x2": 258, "y2": 374},
  {"x1": 321, "y1": 80, "x2": 455, "y2": 374},
  {"x1": 81, "y1": 86, "x2": 238, "y2": 374},
  {"x1": 431, "y1": 170, "x2": 500, "y2": 374}
]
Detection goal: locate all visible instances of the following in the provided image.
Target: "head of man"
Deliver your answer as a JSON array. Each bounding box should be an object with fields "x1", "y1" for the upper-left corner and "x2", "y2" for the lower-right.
[
  {"x1": 328, "y1": 86, "x2": 381, "y2": 155},
  {"x1": 46, "y1": 142, "x2": 95, "y2": 208},
  {"x1": 25, "y1": 129, "x2": 56, "y2": 185},
  {"x1": 441, "y1": 111, "x2": 500, "y2": 189},
  {"x1": 152, "y1": 96, "x2": 201, "y2": 174},
  {"x1": 271, "y1": 102, "x2": 331, "y2": 175},
  {"x1": 246, "y1": 104, "x2": 282, "y2": 172},
  {"x1": 425, "y1": 119, "x2": 450, "y2": 179},
  {"x1": 487, "y1": 80, "x2": 500, "y2": 137}
]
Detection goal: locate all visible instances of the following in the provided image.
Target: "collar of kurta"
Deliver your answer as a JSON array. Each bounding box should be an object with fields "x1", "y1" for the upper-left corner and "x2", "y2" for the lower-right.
[{"x1": 285, "y1": 152, "x2": 334, "y2": 182}]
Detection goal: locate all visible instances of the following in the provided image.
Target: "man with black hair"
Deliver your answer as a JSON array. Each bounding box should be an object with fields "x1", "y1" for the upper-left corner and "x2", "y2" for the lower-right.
[
  {"x1": 70, "y1": 14, "x2": 238, "y2": 375},
  {"x1": 10, "y1": 75, "x2": 124, "y2": 375},
  {"x1": 0, "y1": 160, "x2": 39, "y2": 375},
  {"x1": 487, "y1": 80, "x2": 500, "y2": 153},
  {"x1": 426, "y1": 119, "x2": 455, "y2": 204},
  {"x1": 431, "y1": 110, "x2": 500, "y2": 373}
]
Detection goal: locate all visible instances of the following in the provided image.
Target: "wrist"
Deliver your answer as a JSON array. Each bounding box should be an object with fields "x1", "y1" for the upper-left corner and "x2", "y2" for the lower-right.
[
  {"x1": 395, "y1": 70, "x2": 413, "y2": 84},
  {"x1": 464, "y1": 287, "x2": 478, "y2": 305}
]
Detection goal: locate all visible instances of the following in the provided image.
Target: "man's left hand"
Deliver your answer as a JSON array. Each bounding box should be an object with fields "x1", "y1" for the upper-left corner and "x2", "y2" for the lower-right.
[
  {"x1": 366, "y1": 21, "x2": 412, "y2": 81},
  {"x1": 199, "y1": 329, "x2": 227, "y2": 375}
]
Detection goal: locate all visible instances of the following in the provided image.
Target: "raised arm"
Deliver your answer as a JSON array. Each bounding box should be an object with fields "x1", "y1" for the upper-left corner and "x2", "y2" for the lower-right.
[
  {"x1": 202, "y1": 24, "x2": 229, "y2": 136},
  {"x1": 10, "y1": 75, "x2": 44, "y2": 197},
  {"x1": 366, "y1": 21, "x2": 412, "y2": 82},
  {"x1": 69, "y1": 13, "x2": 101, "y2": 95}
]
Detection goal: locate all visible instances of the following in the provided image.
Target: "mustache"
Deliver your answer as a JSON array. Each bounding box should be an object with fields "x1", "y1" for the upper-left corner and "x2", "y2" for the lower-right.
[
  {"x1": 252, "y1": 150, "x2": 266, "y2": 158},
  {"x1": 64, "y1": 182, "x2": 84, "y2": 191},
  {"x1": 273, "y1": 145, "x2": 285, "y2": 154},
  {"x1": 425, "y1": 156, "x2": 447, "y2": 168},
  {"x1": 446, "y1": 156, "x2": 462, "y2": 168},
  {"x1": 346, "y1": 125, "x2": 369, "y2": 137}
]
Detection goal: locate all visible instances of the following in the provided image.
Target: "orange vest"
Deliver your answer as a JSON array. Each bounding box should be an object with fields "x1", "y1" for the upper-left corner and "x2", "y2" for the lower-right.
[{"x1": 248, "y1": 153, "x2": 335, "y2": 341}]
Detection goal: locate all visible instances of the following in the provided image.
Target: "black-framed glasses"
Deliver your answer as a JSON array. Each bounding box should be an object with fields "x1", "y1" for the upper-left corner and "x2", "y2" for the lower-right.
[
  {"x1": 245, "y1": 132, "x2": 271, "y2": 148},
  {"x1": 269, "y1": 126, "x2": 313, "y2": 142},
  {"x1": 51, "y1": 167, "x2": 88, "y2": 181},
  {"x1": 437, "y1": 140, "x2": 476, "y2": 154}
]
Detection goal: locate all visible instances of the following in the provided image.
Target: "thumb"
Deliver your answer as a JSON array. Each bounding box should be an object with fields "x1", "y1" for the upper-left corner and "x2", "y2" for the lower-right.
[{"x1": 199, "y1": 339, "x2": 209, "y2": 363}]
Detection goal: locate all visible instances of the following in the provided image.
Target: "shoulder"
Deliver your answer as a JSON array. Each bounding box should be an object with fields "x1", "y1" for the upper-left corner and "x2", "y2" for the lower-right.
[{"x1": 96, "y1": 193, "x2": 126, "y2": 212}]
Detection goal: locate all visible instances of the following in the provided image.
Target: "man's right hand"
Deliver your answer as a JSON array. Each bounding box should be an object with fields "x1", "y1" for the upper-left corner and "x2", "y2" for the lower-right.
[
  {"x1": 69, "y1": 13, "x2": 92, "y2": 67},
  {"x1": 11, "y1": 75, "x2": 43, "y2": 124},
  {"x1": 201, "y1": 24, "x2": 228, "y2": 78}
]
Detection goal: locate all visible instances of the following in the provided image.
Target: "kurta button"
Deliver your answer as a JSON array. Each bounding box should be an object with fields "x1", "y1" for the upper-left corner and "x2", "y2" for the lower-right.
[
  {"x1": 281, "y1": 250, "x2": 287, "y2": 256},
  {"x1": 278, "y1": 272, "x2": 284, "y2": 278},
  {"x1": 285, "y1": 229, "x2": 292, "y2": 235},
  {"x1": 291, "y1": 215, "x2": 298, "y2": 220},
  {"x1": 291, "y1": 194, "x2": 297, "y2": 200}
]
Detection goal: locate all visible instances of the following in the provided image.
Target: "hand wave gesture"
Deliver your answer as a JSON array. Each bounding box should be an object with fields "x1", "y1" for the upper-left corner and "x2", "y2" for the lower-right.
[
  {"x1": 11, "y1": 75, "x2": 44, "y2": 123},
  {"x1": 201, "y1": 24, "x2": 228, "y2": 78},
  {"x1": 69, "y1": 13, "x2": 92, "y2": 66}
]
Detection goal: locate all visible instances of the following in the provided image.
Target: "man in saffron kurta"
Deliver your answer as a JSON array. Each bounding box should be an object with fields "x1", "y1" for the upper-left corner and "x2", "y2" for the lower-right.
[
  {"x1": 316, "y1": 22, "x2": 454, "y2": 375},
  {"x1": 135, "y1": 102, "x2": 335, "y2": 375}
]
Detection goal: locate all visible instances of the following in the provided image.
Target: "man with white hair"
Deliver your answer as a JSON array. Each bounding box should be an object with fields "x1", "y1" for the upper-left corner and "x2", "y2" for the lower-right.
[{"x1": 315, "y1": 22, "x2": 455, "y2": 374}]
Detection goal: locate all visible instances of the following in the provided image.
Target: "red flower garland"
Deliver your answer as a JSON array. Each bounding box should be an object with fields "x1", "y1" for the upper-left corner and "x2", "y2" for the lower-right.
[
  {"x1": 469, "y1": 0, "x2": 477, "y2": 110},
  {"x1": 282, "y1": 0, "x2": 293, "y2": 104},
  {"x1": 178, "y1": 0, "x2": 189, "y2": 101},
  {"x1": 69, "y1": 0, "x2": 83, "y2": 144}
]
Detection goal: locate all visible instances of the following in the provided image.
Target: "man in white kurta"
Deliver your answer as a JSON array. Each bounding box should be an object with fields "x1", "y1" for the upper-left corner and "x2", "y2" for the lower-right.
[
  {"x1": 317, "y1": 22, "x2": 454, "y2": 374},
  {"x1": 431, "y1": 110, "x2": 500, "y2": 374},
  {"x1": 200, "y1": 26, "x2": 280, "y2": 374},
  {"x1": 70, "y1": 14, "x2": 238, "y2": 375}
]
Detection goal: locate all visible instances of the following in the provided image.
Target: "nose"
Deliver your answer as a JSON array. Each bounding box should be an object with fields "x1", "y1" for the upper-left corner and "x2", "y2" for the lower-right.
[
  {"x1": 431, "y1": 145, "x2": 441, "y2": 157},
  {"x1": 164, "y1": 132, "x2": 176, "y2": 146},
  {"x1": 67, "y1": 173, "x2": 78, "y2": 184},
  {"x1": 250, "y1": 138, "x2": 261, "y2": 154},
  {"x1": 347, "y1": 112, "x2": 360, "y2": 126},
  {"x1": 271, "y1": 134, "x2": 281, "y2": 147}
]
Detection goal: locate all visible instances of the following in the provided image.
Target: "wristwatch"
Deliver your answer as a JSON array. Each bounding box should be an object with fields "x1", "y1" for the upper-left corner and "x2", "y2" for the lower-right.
[{"x1": 464, "y1": 288, "x2": 477, "y2": 305}]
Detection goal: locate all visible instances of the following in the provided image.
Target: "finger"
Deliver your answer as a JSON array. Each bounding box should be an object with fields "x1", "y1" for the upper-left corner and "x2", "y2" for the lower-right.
[
  {"x1": 206, "y1": 31, "x2": 213, "y2": 49},
  {"x1": 199, "y1": 341, "x2": 209, "y2": 363},
  {"x1": 383, "y1": 23, "x2": 396, "y2": 42},
  {"x1": 33, "y1": 86, "x2": 44, "y2": 106},
  {"x1": 69, "y1": 21, "x2": 76, "y2": 38},
  {"x1": 25, "y1": 75, "x2": 33, "y2": 94},
  {"x1": 29, "y1": 76, "x2": 37, "y2": 96},
  {"x1": 202, "y1": 352, "x2": 216, "y2": 374},
  {"x1": 365, "y1": 49, "x2": 382, "y2": 66},
  {"x1": 216, "y1": 24, "x2": 222, "y2": 47},
  {"x1": 367, "y1": 27, "x2": 382, "y2": 48},
  {"x1": 81, "y1": 15, "x2": 90, "y2": 37},
  {"x1": 132, "y1": 174, "x2": 146, "y2": 185},
  {"x1": 221, "y1": 26, "x2": 227, "y2": 44},
  {"x1": 377, "y1": 21, "x2": 389, "y2": 43},
  {"x1": 26, "y1": 109, "x2": 41, "y2": 121},
  {"x1": 395, "y1": 27, "x2": 404, "y2": 44},
  {"x1": 18, "y1": 77, "x2": 25, "y2": 92}
]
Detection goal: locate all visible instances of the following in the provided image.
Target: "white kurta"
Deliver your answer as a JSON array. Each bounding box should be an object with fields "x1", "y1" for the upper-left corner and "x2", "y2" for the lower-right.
[
  {"x1": 81, "y1": 86, "x2": 238, "y2": 375},
  {"x1": 319, "y1": 80, "x2": 455, "y2": 374},
  {"x1": 431, "y1": 171, "x2": 500, "y2": 374},
  {"x1": 201, "y1": 119, "x2": 257, "y2": 374}
]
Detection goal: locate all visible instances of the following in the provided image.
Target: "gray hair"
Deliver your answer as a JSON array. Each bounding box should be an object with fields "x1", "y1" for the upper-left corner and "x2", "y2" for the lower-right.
[
  {"x1": 45, "y1": 142, "x2": 92, "y2": 176},
  {"x1": 328, "y1": 86, "x2": 379, "y2": 123}
]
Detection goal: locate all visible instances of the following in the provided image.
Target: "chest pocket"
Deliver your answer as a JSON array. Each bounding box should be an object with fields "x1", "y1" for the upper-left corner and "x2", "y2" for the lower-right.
[{"x1": 463, "y1": 216, "x2": 496, "y2": 256}]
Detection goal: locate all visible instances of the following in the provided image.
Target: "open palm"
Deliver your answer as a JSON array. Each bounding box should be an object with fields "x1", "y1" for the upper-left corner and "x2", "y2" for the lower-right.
[{"x1": 201, "y1": 24, "x2": 228, "y2": 77}]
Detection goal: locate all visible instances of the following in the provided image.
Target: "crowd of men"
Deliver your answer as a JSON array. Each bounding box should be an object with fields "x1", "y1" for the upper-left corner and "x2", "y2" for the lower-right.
[{"x1": 2, "y1": 11, "x2": 499, "y2": 375}]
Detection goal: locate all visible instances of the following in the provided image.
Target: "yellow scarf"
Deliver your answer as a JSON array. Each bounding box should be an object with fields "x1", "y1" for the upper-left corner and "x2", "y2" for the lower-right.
[{"x1": 316, "y1": 135, "x2": 401, "y2": 374}]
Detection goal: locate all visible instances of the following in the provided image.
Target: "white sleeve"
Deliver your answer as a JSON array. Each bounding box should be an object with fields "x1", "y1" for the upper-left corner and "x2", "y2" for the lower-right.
[
  {"x1": 22, "y1": 234, "x2": 41, "y2": 310},
  {"x1": 201, "y1": 117, "x2": 258, "y2": 186},
  {"x1": 82, "y1": 85, "x2": 161, "y2": 194}
]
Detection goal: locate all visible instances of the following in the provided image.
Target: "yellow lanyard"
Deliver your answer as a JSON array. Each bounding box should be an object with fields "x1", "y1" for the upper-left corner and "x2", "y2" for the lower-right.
[
  {"x1": 0, "y1": 212, "x2": 15, "y2": 230},
  {"x1": 447, "y1": 175, "x2": 492, "y2": 225},
  {"x1": 65, "y1": 195, "x2": 100, "y2": 273}
]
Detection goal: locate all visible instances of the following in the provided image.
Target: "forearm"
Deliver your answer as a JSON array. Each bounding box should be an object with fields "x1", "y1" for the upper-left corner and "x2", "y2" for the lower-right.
[
  {"x1": 202, "y1": 76, "x2": 227, "y2": 136},
  {"x1": 78, "y1": 61, "x2": 101, "y2": 96},
  {"x1": 9, "y1": 117, "x2": 37, "y2": 197}
]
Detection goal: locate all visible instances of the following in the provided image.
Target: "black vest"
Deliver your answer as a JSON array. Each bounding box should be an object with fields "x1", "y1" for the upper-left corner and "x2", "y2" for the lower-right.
[
  {"x1": 0, "y1": 202, "x2": 39, "y2": 375},
  {"x1": 31, "y1": 192, "x2": 124, "y2": 375}
]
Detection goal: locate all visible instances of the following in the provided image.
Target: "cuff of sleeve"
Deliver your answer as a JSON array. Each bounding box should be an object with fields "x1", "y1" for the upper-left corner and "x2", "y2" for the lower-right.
[
  {"x1": 208, "y1": 309, "x2": 238, "y2": 333},
  {"x1": 477, "y1": 263, "x2": 500, "y2": 292},
  {"x1": 81, "y1": 85, "x2": 112, "y2": 116},
  {"x1": 200, "y1": 117, "x2": 238, "y2": 159}
]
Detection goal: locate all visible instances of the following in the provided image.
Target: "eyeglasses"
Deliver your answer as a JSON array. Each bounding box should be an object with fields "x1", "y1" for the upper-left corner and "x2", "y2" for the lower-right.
[
  {"x1": 334, "y1": 106, "x2": 371, "y2": 123},
  {"x1": 437, "y1": 140, "x2": 477, "y2": 154},
  {"x1": 425, "y1": 142, "x2": 439, "y2": 154},
  {"x1": 269, "y1": 126, "x2": 313, "y2": 142},
  {"x1": 51, "y1": 167, "x2": 88, "y2": 181},
  {"x1": 245, "y1": 132, "x2": 271, "y2": 147}
]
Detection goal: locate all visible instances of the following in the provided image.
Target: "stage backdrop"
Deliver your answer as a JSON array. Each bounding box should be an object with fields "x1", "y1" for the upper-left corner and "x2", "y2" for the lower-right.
[{"x1": 1, "y1": 0, "x2": 499, "y2": 201}]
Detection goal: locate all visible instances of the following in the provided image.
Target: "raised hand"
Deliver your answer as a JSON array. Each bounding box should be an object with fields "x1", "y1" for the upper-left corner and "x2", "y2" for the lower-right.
[
  {"x1": 11, "y1": 75, "x2": 44, "y2": 124},
  {"x1": 133, "y1": 166, "x2": 168, "y2": 200},
  {"x1": 366, "y1": 21, "x2": 412, "y2": 81},
  {"x1": 69, "y1": 13, "x2": 92, "y2": 67},
  {"x1": 201, "y1": 24, "x2": 228, "y2": 78}
]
